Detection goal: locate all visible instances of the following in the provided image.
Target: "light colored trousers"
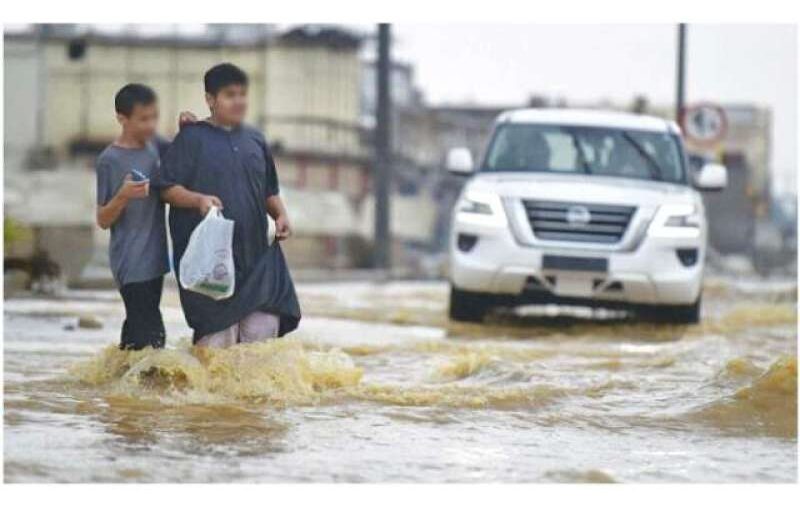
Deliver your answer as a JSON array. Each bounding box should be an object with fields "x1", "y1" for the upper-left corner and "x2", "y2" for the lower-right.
[{"x1": 196, "y1": 311, "x2": 280, "y2": 348}]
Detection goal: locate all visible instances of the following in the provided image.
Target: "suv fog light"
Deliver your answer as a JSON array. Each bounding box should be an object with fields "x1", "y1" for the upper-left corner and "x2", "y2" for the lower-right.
[
  {"x1": 676, "y1": 248, "x2": 699, "y2": 267},
  {"x1": 457, "y1": 234, "x2": 478, "y2": 252}
]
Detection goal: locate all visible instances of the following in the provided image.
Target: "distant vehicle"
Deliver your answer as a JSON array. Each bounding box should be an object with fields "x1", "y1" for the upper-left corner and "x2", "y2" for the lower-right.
[{"x1": 446, "y1": 109, "x2": 727, "y2": 324}]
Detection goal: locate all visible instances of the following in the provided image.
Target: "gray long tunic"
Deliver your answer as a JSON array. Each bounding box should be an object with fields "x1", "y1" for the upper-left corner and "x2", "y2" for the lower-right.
[{"x1": 151, "y1": 122, "x2": 301, "y2": 340}]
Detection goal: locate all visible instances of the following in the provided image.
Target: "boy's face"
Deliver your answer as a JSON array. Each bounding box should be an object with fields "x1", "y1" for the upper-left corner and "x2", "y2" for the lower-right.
[
  {"x1": 206, "y1": 84, "x2": 248, "y2": 125},
  {"x1": 117, "y1": 102, "x2": 159, "y2": 141}
]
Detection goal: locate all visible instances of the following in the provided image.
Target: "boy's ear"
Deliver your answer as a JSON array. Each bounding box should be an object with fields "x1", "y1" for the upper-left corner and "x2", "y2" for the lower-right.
[
  {"x1": 115, "y1": 113, "x2": 127, "y2": 126},
  {"x1": 205, "y1": 93, "x2": 215, "y2": 112}
]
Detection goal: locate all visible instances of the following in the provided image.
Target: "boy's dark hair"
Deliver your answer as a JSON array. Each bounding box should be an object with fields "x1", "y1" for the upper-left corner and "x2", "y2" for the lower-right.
[
  {"x1": 204, "y1": 63, "x2": 249, "y2": 96},
  {"x1": 115, "y1": 83, "x2": 157, "y2": 117}
]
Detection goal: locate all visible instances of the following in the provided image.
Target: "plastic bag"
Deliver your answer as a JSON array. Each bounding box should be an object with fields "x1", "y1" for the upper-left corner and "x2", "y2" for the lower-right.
[{"x1": 179, "y1": 206, "x2": 235, "y2": 300}]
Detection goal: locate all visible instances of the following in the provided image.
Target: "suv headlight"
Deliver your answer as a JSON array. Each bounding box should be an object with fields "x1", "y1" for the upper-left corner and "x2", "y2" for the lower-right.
[
  {"x1": 648, "y1": 204, "x2": 702, "y2": 238},
  {"x1": 456, "y1": 190, "x2": 507, "y2": 226},
  {"x1": 459, "y1": 197, "x2": 494, "y2": 215}
]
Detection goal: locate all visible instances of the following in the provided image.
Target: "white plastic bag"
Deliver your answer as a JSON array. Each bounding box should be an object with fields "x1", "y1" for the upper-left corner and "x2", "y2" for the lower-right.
[{"x1": 179, "y1": 206, "x2": 235, "y2": 300}]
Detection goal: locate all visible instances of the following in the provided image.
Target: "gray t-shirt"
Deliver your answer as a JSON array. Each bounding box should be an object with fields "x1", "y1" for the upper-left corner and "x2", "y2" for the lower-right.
[{"x1": 96, "y1": 139, "x2": 170, "y2": 286}]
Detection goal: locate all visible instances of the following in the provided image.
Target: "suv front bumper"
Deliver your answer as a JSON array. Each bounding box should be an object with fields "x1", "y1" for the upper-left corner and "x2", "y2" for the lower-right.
[{"x1": 450, "y1": 213, "x2": 704, "y2": 306}]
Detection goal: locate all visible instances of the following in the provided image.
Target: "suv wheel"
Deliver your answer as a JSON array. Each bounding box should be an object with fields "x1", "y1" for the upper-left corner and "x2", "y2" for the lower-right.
[
  {"x1": 449, "y1": 286, "x2": 493, "y2": 323},
  {"x1": 637, "y1": 297, "x2": 701, "y2": 324}
]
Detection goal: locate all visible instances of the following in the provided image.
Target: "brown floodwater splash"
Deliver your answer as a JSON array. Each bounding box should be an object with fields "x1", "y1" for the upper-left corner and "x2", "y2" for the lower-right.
[
  {"x1": 68, "y1": 339, "x2": 622, "y2": 410},
  {"x1": 693, "y1": 356, "x2": 797, "y2": 439},
  {"x1": 70, "y1": 339, "x2": 364, "y2": 405}
]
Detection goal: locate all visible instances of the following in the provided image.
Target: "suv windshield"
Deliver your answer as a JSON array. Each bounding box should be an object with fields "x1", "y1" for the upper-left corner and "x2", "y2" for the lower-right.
[{"x1": 483, "y1": 123, "x2": 687, "y2": 184}]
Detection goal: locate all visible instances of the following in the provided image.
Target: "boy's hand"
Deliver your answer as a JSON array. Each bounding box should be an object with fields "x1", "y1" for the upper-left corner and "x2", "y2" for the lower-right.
[
  {"x1": 195, "y1": 194, "x2": 223, "y2": 215},
  {"x1": 275, "y1": 214, "x2": 292, "y2": 241},
  {"x1": 118, "y1": 174, "x2": 149, "y2": 200},
  {"x1": 178, "y1": 111, "x2": 198, "y2": 129}
]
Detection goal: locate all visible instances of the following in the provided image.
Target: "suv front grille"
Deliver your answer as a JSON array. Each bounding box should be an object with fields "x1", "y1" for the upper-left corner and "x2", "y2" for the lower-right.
[{"x1": 522, "y1": 200, "x2": 636, "y2": 244}]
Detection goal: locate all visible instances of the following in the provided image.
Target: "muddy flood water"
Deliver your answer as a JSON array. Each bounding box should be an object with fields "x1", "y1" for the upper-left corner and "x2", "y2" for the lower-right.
[{"x1": 3, "y1": 278, "x2": 798, "y2": 482}]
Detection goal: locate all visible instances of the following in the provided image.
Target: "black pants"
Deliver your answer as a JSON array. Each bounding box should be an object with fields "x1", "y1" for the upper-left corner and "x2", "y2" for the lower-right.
[{"x1": 119, "y1": 276, "x2": 166, "y2": 350}]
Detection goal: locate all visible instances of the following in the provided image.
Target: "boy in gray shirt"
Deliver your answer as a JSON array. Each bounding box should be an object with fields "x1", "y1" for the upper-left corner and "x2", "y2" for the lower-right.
[{"x1": 96, "y1": 83, "x2": 193, "y2": 350}]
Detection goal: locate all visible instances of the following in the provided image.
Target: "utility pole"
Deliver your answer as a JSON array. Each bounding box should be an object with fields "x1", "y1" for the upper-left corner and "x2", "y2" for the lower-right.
[
  {"x1": 675, "y1": 23, "x2": 687, "y2": 122},
  {"x1": 374, "y1": 23, "x2": 392, "y2": 270}
]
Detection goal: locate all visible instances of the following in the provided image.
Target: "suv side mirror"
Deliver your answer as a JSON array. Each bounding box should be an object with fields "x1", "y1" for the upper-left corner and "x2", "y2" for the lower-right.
[
  {"x1": 446, "y1": 147, "x2": 475, "y2": 175},
  {"x1": 694, "y1": 162, "x2": 727, "y2": 191}
]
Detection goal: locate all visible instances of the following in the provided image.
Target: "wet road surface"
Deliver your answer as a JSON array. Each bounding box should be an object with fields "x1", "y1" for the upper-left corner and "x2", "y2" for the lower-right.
[{"x1": 3, "y1": 278, "x2": 797, "y2": 482}]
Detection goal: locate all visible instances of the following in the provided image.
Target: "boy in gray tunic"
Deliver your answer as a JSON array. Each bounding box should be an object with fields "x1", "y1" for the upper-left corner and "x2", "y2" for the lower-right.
[
  {"x1": 152, "y1": 63, "x2": 301, "y2": 347},
  {"x1": 96, "y1": 83, "x2": 194, "y2": 350}
]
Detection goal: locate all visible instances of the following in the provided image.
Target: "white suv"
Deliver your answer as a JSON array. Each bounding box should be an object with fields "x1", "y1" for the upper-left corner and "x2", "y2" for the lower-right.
[{"x1": 447, "y1": 109, "x2": 727, "y2": 324}]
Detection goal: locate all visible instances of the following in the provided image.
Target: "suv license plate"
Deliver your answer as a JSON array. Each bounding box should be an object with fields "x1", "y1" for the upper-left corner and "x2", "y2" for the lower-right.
[{"x1": 542, "y1": 255, "x2": 608, "y2": 273}]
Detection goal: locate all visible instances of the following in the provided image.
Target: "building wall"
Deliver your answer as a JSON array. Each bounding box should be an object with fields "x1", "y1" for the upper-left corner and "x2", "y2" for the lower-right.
[
  {"x1": 38, "y1": 40, "x2": 267, "y2": 154},
  {"x1": 264, "y1": 43, "x2": 363, "y2": 158},
  {"x1": 3, "y1": 39, "x2": 40, "y2": 173},
  {"x1": 266, "y1": 45, "x2": 360, "y2": 124},
  {"x1": 24, "y1": 37, "x2": 366, "y2": 183}
]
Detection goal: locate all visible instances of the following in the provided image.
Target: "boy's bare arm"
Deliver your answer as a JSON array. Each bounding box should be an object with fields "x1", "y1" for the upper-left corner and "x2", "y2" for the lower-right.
[
  {"x1": 160, "y1": 185, "x2": 222, "y2": 215},
  {"x1": 266, "y1": 195, "x2": 292, "y2": 240},
  {"x1": 96, "y1": 176, "x2": 148, "y2": 229}
]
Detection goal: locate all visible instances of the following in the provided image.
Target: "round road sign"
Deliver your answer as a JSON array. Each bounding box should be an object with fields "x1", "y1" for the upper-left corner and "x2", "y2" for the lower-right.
[{"x1": 680, "y1": 103, "x2": 728, "y2": 145}]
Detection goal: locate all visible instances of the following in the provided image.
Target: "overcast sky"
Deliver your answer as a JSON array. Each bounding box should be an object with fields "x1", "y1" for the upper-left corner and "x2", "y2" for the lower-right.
[{"x1": 391, "y1": 24, "x2": 797, "y2": 193}]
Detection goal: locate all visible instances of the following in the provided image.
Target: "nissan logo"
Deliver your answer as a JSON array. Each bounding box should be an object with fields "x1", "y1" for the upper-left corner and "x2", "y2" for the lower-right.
[{"x1": 566, "y1": 205, "x2": 591, "y2": 226}]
